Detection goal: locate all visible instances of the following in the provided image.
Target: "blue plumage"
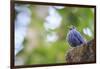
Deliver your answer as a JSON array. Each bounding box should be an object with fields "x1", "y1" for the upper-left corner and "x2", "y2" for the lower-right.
[{"x1": 67, "y1": 26, "x2": 85, "y2": 47}]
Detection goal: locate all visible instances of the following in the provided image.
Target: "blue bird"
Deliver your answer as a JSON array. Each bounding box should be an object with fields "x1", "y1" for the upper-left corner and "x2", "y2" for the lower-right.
[{"x1": 67, "y1": 26, "x2": 85, "y2": 47}]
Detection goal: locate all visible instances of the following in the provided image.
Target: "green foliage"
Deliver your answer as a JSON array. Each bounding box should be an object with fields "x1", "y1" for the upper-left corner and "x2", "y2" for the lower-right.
[{"x1": 25, "y1": 41, "x2": 68, "y2": 64}]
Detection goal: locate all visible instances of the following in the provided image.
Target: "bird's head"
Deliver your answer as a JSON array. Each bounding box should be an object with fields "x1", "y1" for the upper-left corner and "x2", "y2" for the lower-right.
[{"x1": 69, "y1": 26, "x2": 76, "y2": 30}]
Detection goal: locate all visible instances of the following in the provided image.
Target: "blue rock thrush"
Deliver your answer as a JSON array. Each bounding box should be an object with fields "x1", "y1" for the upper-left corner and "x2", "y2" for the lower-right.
[{"x1": 67, "y1": 26, "x2": 85, "y2": 47}]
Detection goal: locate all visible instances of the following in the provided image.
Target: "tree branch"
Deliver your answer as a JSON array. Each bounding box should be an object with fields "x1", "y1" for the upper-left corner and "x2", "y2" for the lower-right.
[{"x1": 65, "y1": 39, "x2": 96, "y2": 63}]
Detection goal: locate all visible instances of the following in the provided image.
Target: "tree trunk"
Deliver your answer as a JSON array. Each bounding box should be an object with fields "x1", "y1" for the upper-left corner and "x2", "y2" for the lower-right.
[{"x1": 65, "y1": 39, "x2": 96, "y2": 63}]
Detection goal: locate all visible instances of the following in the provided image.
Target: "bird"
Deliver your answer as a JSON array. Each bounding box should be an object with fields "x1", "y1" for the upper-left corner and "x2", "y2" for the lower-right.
[{"x1": 67, "y1": 26, "x2": 85, "y2": 47}]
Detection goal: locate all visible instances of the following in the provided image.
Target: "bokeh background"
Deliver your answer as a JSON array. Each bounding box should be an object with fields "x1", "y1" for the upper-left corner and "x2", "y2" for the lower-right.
[{"x1": 14, "y1": 4, "x2": 94, "y2": 66}]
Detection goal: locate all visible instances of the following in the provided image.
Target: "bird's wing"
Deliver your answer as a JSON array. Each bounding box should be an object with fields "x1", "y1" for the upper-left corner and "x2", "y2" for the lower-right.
[
  {"x1": 67, "y1": 30, "x2": 80, "y2": 46},
  {"x1": 73, "y1": 29, "x2": 84, "y2": 44}
]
